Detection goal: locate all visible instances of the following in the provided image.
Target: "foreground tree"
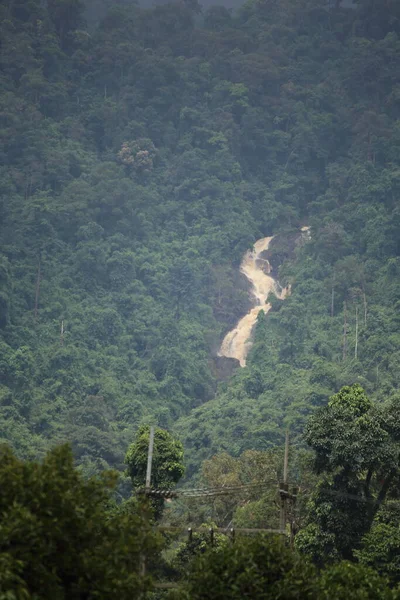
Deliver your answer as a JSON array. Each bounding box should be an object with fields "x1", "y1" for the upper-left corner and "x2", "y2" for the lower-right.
[
  {"x1": 355, "y1": 501, "x2": 400, "y2": 585},
  {"x1": 172, "y1": 535, "x2": 398, "y2": 600},
  {"x1": 0, "y1": 444, "x2": 159, "y2": 599},
  {"x1": 174, "y1": 535, "x2": 316, "y2": 600},
  {"x1": 295, "y1": 385, "x2": 400, "y2": 564}
]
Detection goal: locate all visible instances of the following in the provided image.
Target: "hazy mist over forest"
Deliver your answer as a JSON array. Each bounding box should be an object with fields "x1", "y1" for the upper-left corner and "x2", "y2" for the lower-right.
[
  {"x1": 85, "y1": 0, "x2": 357, "y2": 18},
  {"x1": 1, "y1": 0, "x2": 400, "y2": 595}
]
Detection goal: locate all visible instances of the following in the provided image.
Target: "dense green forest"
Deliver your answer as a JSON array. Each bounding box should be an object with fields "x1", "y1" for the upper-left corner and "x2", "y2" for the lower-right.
[
  {"x1": 2, "y1": 0, "x2": 400, "y2": 593},
  {"x1": 2, "y1": 0, "x2": 400, "y2": 542},
  {"x1": 2, "y1": 0, "x2": 400, "y2": 478}
]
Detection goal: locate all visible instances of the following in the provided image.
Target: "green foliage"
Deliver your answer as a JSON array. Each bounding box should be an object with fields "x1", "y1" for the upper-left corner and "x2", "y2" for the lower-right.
[
  {"x1": 125, "y1": 425, "x2": 185, "y2": 490},
  {"x1": 172, "y1": 534, "x2": 400, "y2": 600},
  {"x1": 175, "y1": 535, "x2": 317, "y2": 600},
  {"x1": 198, "y1": 449, "x2": 281, "y2": 528},
  {"x1": 0, "y1": 444, "x2": 159, "y2": 599},
  {"x1": 316, "y1": 561, "x2": 400, "y2": 599},
  {"x1": 295, "y1": 385, "x2": 400, "y2": 564},
  {"x1": 355, "y1": 502, "x2": 400, "y2": 584},
  {"x1": 171, "y1": 524, "x2": 228, "y2": 580},
  {"x1": 356, "y1": 522, "x2": 400, "y2": 584},
  {"x1": 2, "y1": 0, "x2": 400, "y2": 573},
  {"x1": 47, "y1": 0, "x2": 85, "y2": 47},
  {"x1": 306, "y1": 384, "x2": 391, "y2": 476}
]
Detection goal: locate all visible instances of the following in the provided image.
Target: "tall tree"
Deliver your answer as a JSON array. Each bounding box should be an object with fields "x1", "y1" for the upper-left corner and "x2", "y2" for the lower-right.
[
  {"x1": 125, "y1": 426, "x2": 185, "y2": 517},
  {"x1": 175, "y1": 534, "x2": 397, "y2": 600},
  {"x1": 47, "y1": 0, "x2": 85, "y2": 47},
  {"x1": 295, "y1": 385, "x2": 400, "y2": 564},
  {"x1": 0, "y1": 444, "x2": 159, "y2": 599}
]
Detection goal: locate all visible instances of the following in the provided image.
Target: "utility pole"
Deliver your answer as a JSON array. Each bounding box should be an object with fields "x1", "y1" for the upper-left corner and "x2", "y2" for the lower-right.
[
  {"x1": 279, "y1": 430, "x2": 289, "y2": 534},
  {"x1": 141, "y1": 426, "x2": 155, "y2": 584},
  {"x1": 60, "y1": 320, "x2": 64, "y2": 346},
  {"x1": 283, "y1": 430, "x2": 289, "y2": 484},
  {"x1": 145, "y1": 426, "x2": 155, "y2": 491}
]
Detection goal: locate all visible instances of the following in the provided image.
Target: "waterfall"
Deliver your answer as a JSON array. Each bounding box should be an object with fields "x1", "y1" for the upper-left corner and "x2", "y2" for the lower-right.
[{"x1": 218, "y1": 237, "x2": 289, "y2": 367}]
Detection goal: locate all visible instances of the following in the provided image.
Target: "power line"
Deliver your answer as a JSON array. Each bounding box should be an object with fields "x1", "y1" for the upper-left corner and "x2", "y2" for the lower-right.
[
  {"x1": 176, "y1": 480, "x2": 279, "y2": 494},
  {"x1": 180, "y1": 480, "x2": 281, "y2": 497},
  {"x1": 140, "y1": 479, "x2": 284, "y2": 499},
  {"x1": 140, "y1": 482, "x2": 394, "y2": 505}
]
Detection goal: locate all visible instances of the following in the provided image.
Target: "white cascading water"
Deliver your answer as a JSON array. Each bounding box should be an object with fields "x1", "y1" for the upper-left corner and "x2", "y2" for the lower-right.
[{"x1": 218, "y1": 237, "x2": 290, "y2": 367}]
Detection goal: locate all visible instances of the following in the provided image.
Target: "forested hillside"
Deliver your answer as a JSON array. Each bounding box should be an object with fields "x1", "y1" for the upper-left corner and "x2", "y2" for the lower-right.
[{"x1": 1, "y1": 0, "x2": 400, "y2": 484}]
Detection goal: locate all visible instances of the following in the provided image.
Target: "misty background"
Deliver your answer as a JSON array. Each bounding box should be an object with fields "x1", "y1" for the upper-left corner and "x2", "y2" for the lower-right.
[{"x1": 84, "y1": 0, "x2": 357, "y2": 27}]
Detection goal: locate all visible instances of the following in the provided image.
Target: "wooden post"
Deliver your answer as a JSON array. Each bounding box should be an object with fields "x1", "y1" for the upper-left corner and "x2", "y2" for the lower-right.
[
  {"x1": 145, "y1": 426, "x2": 155, "y2": 490},
  {"x1": 283, "y1": 430, "x2": 289, "y2": 484},
  {"x1": 230, "y1": 528, "x2": 235, "y2": 544},
  {"x1": 141, "y1": 426, "x2": 155, "y2": 586},
  {"x1": 289, "y1": 485, "x2": 299, "y2": 548},
  {"x1": 279, "y1": 482, "x2": 288, "y2": 533}
]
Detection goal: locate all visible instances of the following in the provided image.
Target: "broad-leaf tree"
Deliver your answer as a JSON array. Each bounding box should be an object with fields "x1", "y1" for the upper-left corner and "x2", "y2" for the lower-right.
[
  {"x1": 295, "y1": 384, "x2": 400, "y2": 563},
  {"x1": 173, "y1": 534, "x2": 398, "y2": 600},
  {"x1": 0, "y1": 444, "x2": 159, "y2": 599},
  {"x1": 125, "y1": 425, "x2": 185, "y2": 517}
]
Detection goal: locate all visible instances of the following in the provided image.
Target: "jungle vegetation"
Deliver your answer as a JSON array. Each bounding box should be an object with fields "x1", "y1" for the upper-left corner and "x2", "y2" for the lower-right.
[
  {"x1": 2, "y1": 0, "x2": 400, "y2": 473},
  {"x1": 1, "y1": 0, "x2": 400, "y2": 592},
  {"x1": 0, "y1": 432, "x2": 400, "y2": 600}
]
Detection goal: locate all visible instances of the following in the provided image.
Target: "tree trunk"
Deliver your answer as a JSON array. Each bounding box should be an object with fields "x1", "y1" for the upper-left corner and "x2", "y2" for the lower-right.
[
  {"x1": 364, "y1": 467, "x2": 373, "y2": 498},
  {"x1": 342, "y1": 301, "x2": 347, "y2": 361},
  {"x1": 370, "y1": 469, "x2": 396, "y2": 521},
  {"x1": 363, "y1": 291, "x2": 367, "y2": 326},
  {"x1": 34, "y1": 259, "x2": 41, "y2": 320},
  {"x1": 355, "y1": 306, "x2": 358, "y2": 359}
]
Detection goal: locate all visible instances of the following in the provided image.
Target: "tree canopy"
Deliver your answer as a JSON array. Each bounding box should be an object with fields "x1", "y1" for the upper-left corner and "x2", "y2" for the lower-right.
[
  {"x1": 1, "y1": 0, "x2": 400, "y2": 587},
  {"x1": 0, "y1": 444, "x2": 159, "y2": 599},
  {"x1": 296, "y1": 384, "x2": 400, "y2": 565}
]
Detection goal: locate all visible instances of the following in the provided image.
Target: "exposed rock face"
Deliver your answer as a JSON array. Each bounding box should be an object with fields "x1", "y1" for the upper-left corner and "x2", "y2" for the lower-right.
[
  {"x1": 212, "y1": 356, "x2": 240, "y2": 381},
  {"x1": 260, "y1": 230, "x2": 301, "y2": 278}
]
